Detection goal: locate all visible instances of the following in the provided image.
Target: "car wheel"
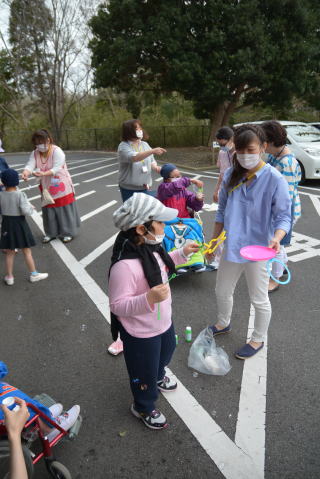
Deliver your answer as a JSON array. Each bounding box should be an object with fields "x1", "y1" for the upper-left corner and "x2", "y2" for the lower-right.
[{"x1": 297, "y1": 160, "x2": 306, "y2": 184}]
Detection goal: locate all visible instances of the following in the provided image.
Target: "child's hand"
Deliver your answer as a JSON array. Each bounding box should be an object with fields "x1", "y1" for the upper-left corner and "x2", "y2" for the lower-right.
[
  {"x1": 190, "y1": 179, "x2": 203, "y2": 189},
  {"x1": 147, "y1": 283, "x2": 170, "y2": 306},
  {"x1": 183, "y1": 241, "x2": 200, "y2": 256},
  {"x1": 1, "y1": 398, "x2": 30, "y2": 439}
]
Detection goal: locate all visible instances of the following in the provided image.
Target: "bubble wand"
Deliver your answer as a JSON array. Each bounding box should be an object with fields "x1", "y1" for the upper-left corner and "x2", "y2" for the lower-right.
[
  {"x1": 157, "y1": 273, "x2": 177, "y2": 320},
  {"x1": 201, "y1": 230, "x2": 227, "y2": 255}
]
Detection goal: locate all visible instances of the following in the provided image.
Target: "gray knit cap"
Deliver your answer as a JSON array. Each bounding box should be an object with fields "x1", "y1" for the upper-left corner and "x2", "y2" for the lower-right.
[{"x1": 113, "y1": 193, "x2": 178, "y2": 231}]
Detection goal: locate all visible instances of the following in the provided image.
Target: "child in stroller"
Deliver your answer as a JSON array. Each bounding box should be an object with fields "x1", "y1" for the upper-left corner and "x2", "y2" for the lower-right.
[{"x1": 157, "y1": 164, "x2": 216, "y2": 274}]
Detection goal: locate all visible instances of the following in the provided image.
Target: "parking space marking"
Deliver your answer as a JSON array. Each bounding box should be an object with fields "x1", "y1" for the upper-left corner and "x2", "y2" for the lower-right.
[
  {"x1": 82, "y1": 170, "x2": 118, "y2": 183},
  {"x1": 17, "y1": 158, "x2": 116, "y2": 183},
  {"x1": 70, "y1": 163, "x2": 117, "y2": 179},
  {"x1": 309, "y1": 194, "x2": 320, "y2": 217},
  {"x1": 30, "y1": 212, "x2": 110, "y2": 319},
  {"x1": 80, "y1": 200, "x2": 117, "y2": 222},
  {"x1": 287, "y1": 232, "x2": 320, "y2": 262},
  {"x1": 79, "y1": 233, "x2": 118, "y2": 268},
  {"x1": 235, "y1": 305, "x2": 267, "y2": 474},
  {"x1": 76, "y1": 190, "x2": 96, "y2": 200},
  {"x1": 165, "y1": 368, "x2": 263, "y2": 479}
]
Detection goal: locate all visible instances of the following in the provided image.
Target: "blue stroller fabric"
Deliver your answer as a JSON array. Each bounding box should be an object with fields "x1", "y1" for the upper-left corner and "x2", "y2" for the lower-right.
[{"x1": 163, "y1": 217, "x2": 205, "y2": 269}]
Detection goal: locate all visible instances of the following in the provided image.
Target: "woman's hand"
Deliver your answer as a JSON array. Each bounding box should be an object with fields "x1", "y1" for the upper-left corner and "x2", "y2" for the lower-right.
[
  {"x1": 147, "y1": 283, "x2": 170, "y2": 306},
  {"x1": 1, "y1": 398, "x2": 30, "y2": 439},
  {"x1": 33, "y1": 171, "x2": 43, "y2": 177},
  {"x1": 269, "y1": 237, "x2": 281, "y2": 253},
  {"x1": 213, "y1": 190, "x2": 219, "y2": 203},
  {"x1": 183, "y1": 241, "x2": 200, "y2": 256},
  {"x1": 152, "y1": 147, "x2": 167, "y2": 156},
  {"x1": 21, "y1": 170, "x2": 30, "y2": 181}
]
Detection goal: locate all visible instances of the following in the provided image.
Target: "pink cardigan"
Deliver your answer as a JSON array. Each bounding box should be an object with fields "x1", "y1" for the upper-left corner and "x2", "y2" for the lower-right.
[{"x1": 108, "y1": 249, "x2": 186, "y2": 338}]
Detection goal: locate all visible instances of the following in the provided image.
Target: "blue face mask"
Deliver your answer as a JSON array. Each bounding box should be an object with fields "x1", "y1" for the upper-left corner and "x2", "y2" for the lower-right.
[{"x1": 220, "y1": 145, "x2": 231, "y2": 152}]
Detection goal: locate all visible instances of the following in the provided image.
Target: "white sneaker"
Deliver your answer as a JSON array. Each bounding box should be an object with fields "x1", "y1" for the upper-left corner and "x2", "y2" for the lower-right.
[
  {"x1": 4, "y1": 275, "x2": 14, "y2": 286},
  {"x1": 29, "y1": 272, "x2": 49, "y2": 283},
  {"x1": 49, "y1": 403, "x2": 63, "y2": 418},
  {"x1": 47, "y1": 405, "x2": 80, "y2": 442}
]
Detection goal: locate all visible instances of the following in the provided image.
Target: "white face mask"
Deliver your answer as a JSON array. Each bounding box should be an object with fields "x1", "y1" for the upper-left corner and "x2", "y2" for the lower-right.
[
  {"x1": 36, "y1": 144, "x2": 48, "y2": 152},
  {"x1": 136, "y1": 129, "x2": 143, "y2": 139},
  {"x1": 171, "y1": 177, "x2": 181, "y2": 182},
  {"x1": 237, "y1": 153, "x2": 260, "y2": 169},
  {"x1": 144, "y1": 230, "x2": 165, "y2": 245}
]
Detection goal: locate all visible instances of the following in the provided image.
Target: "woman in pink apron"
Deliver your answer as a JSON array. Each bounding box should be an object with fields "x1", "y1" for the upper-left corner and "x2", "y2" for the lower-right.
[{"x1": 21, "y1": 129, "x2": 80, "y2": 243}]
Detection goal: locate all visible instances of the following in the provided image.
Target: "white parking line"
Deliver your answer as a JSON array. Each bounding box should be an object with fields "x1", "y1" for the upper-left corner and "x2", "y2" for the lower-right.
[
  {"x1": 83, "y1": 170, "x2": 118, "y2": 183},
  {"x1": 76, "y1": 190, "x2": 96, "y2": 200},
  {"x1": 309, "y1": 194, "x2": 320, "y2": 217},
  {"x1": 235, "y1": 305, "x2": 267, "y2": 475},
  {"x1": 165, "y1": 368, "x2": 262, "y2": 479},
  {"x1": 298, "y1": 185, "x2": 320, "y2": 192},
  {"x1": 67, "y1": 158, "x2": 115, "y2": 172},
  {"x1": 80, "y1": 233, "x2": 118, "y2": 268},
  {"x1": 30, "y1": 212, "x2": 110, "y2": 319},
  {"x1": 80, "y1": 200, "x2": 117, "y2": 222},
  {"x1": 17, "y1": 159, "x2": 111, "y2": 182},
  {"x1": 71, "y1": 163, "x2": 117, "y2": 179}
]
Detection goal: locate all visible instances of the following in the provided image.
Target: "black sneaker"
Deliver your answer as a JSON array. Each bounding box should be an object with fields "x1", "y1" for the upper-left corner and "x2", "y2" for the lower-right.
[
  {"x1": 130, "y1": 404, "x2": 168, "y2": 430},
  {"x1": 157, "y1": 375, "x2": 178, "y2": 392}
]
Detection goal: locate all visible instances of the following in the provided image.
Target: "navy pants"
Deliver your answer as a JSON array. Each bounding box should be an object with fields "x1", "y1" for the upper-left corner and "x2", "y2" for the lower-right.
[
  {"x1": 119, "y1": 323, "x2": 176, "y2": 413},
  {"x1": 119, "y1": 186, "x2": 156, "y2": 202}
]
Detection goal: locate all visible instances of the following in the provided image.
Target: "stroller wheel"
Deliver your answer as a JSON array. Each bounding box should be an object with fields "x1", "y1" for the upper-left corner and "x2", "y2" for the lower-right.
[
  {"x1": 48, "y1": 460, "x2": 72, "y2": 479},
  {"x1": 0, "y1": 439, "x2": 34, "y2": 478}
]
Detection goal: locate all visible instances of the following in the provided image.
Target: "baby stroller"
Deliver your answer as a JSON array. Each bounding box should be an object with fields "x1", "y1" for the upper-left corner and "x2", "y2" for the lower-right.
[
  {"x1": 163, "y1": 214, "x2": 216, "y2": 274},
  {"x1": 0, "y1": 393, "x2": 82, "y2": 479}
]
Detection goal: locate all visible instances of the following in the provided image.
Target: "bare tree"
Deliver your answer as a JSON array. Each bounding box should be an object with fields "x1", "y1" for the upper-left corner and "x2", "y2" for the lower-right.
[{"x1": 0, "y1": 0, "x2": 97, "y2": 134}]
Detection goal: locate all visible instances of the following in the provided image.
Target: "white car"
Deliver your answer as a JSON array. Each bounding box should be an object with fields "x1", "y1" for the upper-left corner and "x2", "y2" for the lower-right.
[{"x1": 234, "y1": 121, "x2": 320, "y2": 181}]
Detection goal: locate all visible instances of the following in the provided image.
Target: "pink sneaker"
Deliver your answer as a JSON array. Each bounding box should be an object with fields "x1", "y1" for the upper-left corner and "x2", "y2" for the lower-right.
[{"x1": 107, "y1": 338, "x2": 123, "y2": 356}]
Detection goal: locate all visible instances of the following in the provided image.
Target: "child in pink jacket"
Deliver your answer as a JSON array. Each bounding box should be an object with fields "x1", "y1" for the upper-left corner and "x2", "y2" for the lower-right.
[{"x1": 108, "y1": 193, "x2": 199, "y2": 430}]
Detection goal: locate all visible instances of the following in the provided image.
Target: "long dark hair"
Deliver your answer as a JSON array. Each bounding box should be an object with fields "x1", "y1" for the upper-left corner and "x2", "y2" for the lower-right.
[{"x1": 228, "y1": 124, "x2": 266, "y2": 189}]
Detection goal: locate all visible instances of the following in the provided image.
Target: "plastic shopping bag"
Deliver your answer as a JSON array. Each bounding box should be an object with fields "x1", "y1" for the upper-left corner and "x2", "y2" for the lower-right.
[{"x1": 188, "y1": 327, "x2": 231, "y2": 376}]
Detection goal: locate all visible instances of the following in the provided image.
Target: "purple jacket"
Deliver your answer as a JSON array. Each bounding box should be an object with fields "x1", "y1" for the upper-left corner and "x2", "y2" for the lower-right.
[{"x1": 157, "y1": 177, "x2": 203, "y2": 218}]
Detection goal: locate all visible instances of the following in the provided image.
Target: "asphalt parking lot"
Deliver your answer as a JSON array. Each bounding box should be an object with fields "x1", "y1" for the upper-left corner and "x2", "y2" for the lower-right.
[{"x1": 1, "y1": 151, "x2": 320, "y2": 479}]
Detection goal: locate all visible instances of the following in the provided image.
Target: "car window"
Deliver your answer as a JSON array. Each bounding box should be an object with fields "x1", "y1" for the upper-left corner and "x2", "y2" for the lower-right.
[{"x1": 285, "y1": 124, "x2": 320, "y2": 142}]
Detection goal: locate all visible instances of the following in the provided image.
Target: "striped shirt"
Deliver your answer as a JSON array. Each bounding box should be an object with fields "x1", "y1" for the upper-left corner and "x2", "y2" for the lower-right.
[{"x1": 268, "y1": 153, "x2": 301, "y2": 221}]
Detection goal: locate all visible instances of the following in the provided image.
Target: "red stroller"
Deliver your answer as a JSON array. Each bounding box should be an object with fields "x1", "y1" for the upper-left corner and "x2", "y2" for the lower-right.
[{"x1": 0, "y1": 393, "x2": 82, "y2": 479}]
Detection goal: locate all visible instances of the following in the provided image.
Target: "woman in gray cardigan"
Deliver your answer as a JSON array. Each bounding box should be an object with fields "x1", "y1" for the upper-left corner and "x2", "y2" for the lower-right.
[{"x1": 117, "y1": 119, "x2": 166, "y2": 202}]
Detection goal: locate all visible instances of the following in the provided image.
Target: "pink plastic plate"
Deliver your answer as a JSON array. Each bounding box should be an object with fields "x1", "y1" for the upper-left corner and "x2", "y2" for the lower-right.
[{"x1": 240, "y1": 245, "x2": 276, "y2": 261}]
